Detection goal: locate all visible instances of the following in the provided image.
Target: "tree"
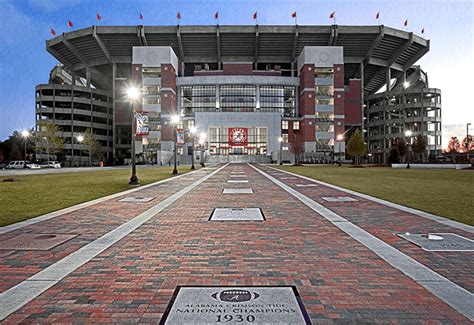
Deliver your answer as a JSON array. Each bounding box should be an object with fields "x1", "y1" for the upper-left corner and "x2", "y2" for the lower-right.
[
  {"x1": 393, "y1": 138, "x2": 407, "y2": 159},
  {"x1": 446, "y1": 137, "x2": 461, "y2": 161},
  {"x1": 289, "y1": 133, "x2": 304, "y2": 165},
  {"x1": 412, "y1": 134, "x2": 427, "y2": 162},
  {"x1": 9, "y1": 144, "x2": 22, "y2": 161},
  {"x1": 83, "y1": 129, "x2": 103, "y2": 166},
  {"x1": 36, "y1": 122, "x2": 66, "y2": 162},
  {"x1": 460, "y1": 135, "x2": 474, "y2": 153},
  {"x1": 347, "y1": 129, "x2": 366, "y2": 165},
  {"x1": 388, "y1": 146, "x2": 400, "y2": 164}
]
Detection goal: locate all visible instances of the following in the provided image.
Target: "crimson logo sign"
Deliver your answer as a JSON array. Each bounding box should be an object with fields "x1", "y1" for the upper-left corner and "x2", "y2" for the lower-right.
[
  {"x1": 211, "y1": 290, "x2": 260, "y2": 303},
  {"x1": 229, "y1": 128, "x2": 248, "y2": 146}
]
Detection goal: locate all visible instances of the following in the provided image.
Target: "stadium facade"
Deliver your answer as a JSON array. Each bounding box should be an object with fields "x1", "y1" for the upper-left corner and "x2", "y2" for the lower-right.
[{"x1": 35, "y1": 25, "x2": 441, "y2": 165}]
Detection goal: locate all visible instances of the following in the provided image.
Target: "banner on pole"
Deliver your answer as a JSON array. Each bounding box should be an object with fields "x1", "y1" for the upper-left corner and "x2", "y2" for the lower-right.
[
  {"x1": 176, "y1": 128, "x2": 185, "y2": 146},
  {"x1": 135, "y1": 111, "x2": 149, "y2": 136}
]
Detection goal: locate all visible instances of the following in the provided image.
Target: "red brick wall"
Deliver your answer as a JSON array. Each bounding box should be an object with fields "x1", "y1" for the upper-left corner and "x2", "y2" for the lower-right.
[
  {"x1": 344, "y1": 79, "x2": 362, "y2": 125},
  {"x1": 299, "y1": 64, "x2": 316, "y2": 143},
  {"x1": 160, "y1": 64, "x2": 177, "y2": 141}
]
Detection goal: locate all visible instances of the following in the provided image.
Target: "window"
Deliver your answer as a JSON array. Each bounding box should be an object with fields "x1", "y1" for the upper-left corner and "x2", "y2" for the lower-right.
[
  {"x1": 315, "y1": 112, "x2": 334, "y2": 121},
  {"x1": 315, "y1": 124, "x2": 334, "y2": 132},
  {"x1": 143, "y1": 67, "x2": 161, "y2": 78},
  {"x1": 180, "y1": 85, "x2": 216, "y2": 115},
  {"x1": 259, "y1": 86, "x2": 296, "y2": 116},
  {"x1": 293, "y1": 121, "x2": 300, "y2": 131},
  {"x1": 208, "y1": 127, "x2": 267, "y2": 155},
  {"x1": 316, "y1": 98, "x2": 334, "y2": 105},
  {"x1": 220, "y1": 85, "x2": 256, "y2": 112},
  {"x1": 282, "y1": 121, "x2": 288, "y2": 130},
  {"x1": 315, "y1": 86, "x2": 333, "y2": 97},
  {"x1": 315, "y1": 67, "x2": 333, "y2": 78}
]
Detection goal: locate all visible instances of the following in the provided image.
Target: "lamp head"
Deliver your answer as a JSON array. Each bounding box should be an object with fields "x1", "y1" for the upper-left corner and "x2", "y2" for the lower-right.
[
  {"x1": 77, "y1": 135, "x2": 84, "y2": 143},
  {"x1": 171, "y1": 115, "x2": 180, "y2": 124},
  {"x1": 403, "y1": 81, "x2": 410, "y2": 89},
  {"x1": 404, "y1": 130, "x2": 413, "y2": 137},
  {"x1": 190, "y1": 126, "x2": 197, "y2": 134},
  {"x1": 336, "y1": 134, "x2": 344, "y2": 141},
  {"x1": 21, "y1": 130, "x2": 30, "y2": 138},
  {"x1": 127, "y1": 87, "x2": 140, "y2": 100},
  {"x1": 278, "y1": 137, "x2": 283, "y2": 142}
]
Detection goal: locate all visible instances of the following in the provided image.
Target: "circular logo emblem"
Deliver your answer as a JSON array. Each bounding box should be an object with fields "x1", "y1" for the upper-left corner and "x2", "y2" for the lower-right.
[
  {"x1": 319, "y1": 51, "x2": 330, "y2": 62},
  {"x1": 231, "y1": 128, "x2": 247, "y2": 144}
]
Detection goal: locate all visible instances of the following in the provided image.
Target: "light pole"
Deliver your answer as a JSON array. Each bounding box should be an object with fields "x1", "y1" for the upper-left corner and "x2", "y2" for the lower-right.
[
  {"x1": 77, "y1": 135, "x2": 84, "y2": 167},
  {"x1": 21, "y1": 130, "x2": 30, "y2": 167},
  {"x1": 171, "y1": 115, "x2": 180, "y2": 175},
  {"x1": 199, "y1": 137, "x2": 205, "y2": 167},
  {"x1": 190, "y1": 126, "x2": 197, "y2": 170},
  {"x1": 467, "y1": 123, "x2": 471, "y2": 162},
  {"x1": 404, "y1": 130, "x2": 413, "y2": 169},
  {"x1": 127, "y1": 86, "x2": 140, "y2": 185},
  {"x1": 278, "y1": 137, "x2": 283, "y2": 165},
  {"x1": 336, "y1": 134, "x2": 343, "y2": 166}
]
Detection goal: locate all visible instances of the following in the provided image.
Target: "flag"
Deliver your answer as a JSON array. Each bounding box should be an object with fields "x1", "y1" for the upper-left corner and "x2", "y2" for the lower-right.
[
  {"x1": 253, "y1": 11, "x2": 257, "y2": 20},
  {"x1": 96, "y1": 13, "x2": 101, "y2": 21},
  {"x1": 375, "y1": 12, "x2": 379, "y2": 19},
  {"x1": 177, "y1": 12, "x2": 181, "y2": 20},
  {"x1": 214, "y1": 11, "x2": 218, "y2": 20},
  {"x1": 139, "y1": 12, "x2": 143, "y2": 20},
  {"x1": 421, "y1": 28, "x2": 425, "y2": 34},
  {"x1": 329, "y1": 11, "x2": 335, "y2": 19},
  {"x1": 404, "y1": 19, "x2": 408, "y2": 27},
  {"x1": 68, "y1": 20, "x2": 73, "y2": 27},
  {"x1": 291, "y1": 11, "x2": 297, "y2": 18},
  {"x1": 50, "y1": 27, "x2": 56, "y2": 36}
]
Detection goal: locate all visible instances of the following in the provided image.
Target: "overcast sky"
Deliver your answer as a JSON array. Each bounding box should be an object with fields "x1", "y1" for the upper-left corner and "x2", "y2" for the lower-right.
[{"x1": 0, "y1": 0, "x2": 472, "y2": 147}]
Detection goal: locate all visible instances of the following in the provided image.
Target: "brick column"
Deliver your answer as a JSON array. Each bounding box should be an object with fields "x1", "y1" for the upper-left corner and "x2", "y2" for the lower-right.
[
  {"x1": 298, "y1": 64, "x2": 316, "y2": 151},
  {"x1": 160, "y1": 64, "x2": 177, "y2": 142},
  {"x1": 333, "y1": 64, "x2": 345, "y2": 151}
]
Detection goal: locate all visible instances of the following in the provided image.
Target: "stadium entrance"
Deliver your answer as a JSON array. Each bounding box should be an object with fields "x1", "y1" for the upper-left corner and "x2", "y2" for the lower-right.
[{"x1": 208, "y1": 127, "x2": 267, "y2": 155}]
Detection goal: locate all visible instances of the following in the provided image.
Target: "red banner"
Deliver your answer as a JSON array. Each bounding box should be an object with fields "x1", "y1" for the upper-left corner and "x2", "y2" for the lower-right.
[{"x1": 228, "y1": 128, "x2": 248, "y2": 146}]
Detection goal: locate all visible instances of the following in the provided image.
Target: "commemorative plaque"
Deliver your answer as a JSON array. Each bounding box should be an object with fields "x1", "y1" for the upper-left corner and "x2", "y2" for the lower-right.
[
  {"x1": 398, "y1": 233, "x2": 474, "y2": 251},
  {"x1": 162, "y1": 286, "x2": 310, "y2": 324}
]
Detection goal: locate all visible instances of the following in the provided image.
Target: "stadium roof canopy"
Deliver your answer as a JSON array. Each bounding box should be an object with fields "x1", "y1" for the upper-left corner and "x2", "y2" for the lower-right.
[{"x1": 47, "y1": 25, "x2": 429, "y2": 94}]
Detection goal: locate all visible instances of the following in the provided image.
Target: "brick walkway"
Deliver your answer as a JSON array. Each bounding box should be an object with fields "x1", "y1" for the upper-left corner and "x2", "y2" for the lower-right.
[{"x1": 0, "y1": 164, "x2": 472, "y2": 323}]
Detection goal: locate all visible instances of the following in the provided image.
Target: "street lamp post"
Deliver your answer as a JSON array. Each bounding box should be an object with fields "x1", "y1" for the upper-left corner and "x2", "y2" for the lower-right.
[
  {"x1": 278, "y1": 137, "x2": 283, "y2": 165},
  {"x1": 190, "y1": 126, "x2": 197, "y2": 170},
  {"x1": 336, "y1": 134, "x2": 343, "y2": 166},
  {"x1": 127, "y1": 87, "x2": 140, "y2": 185},
  {"x1": 199, "y1": 138, "x2": 205, "y2": 167},
  {"x1": 467, "y1": 123, "x2": 471, "y2": 162},
  {"x1": 404, "y1": 130, "x2": 413, "y2": 169},
  {"x1": 21, "y1": 130, "x2": 30, "y2": 167},
  {"x1": 171, "y1": 115, "x2": 180, "y2": 175},
  {"x1": 77, "y1": 135, "x2": 84, "y2": 167}
]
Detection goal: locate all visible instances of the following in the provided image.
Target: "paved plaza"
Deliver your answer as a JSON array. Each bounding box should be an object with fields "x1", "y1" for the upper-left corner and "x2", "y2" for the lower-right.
[{"x1": 0, "y1": 164, "x2": 472, "y2": 323}]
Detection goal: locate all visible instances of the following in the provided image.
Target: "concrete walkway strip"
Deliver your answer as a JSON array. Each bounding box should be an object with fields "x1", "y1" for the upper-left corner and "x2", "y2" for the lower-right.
[
  {"x1": 0, "y1": 164, "x2": 227, "y2": 321},
  {"x1": 262, "y1": 164, "x2": 474, "y2": 234},
  {"x1": 0, "y1": 165, "x2": 217, "y2": 235},
  {"x1": 250, "y1": 164, "x2": 474, "y2": 321}
]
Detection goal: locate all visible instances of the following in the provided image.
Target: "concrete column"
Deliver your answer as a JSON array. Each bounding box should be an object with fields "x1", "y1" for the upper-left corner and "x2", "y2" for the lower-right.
[
  {"x1": 383, "y1": 67, "x2": 391, "y2": 164},
  {"x1": 112, "y1": 63, "x2": 117, "y2": 163},
  {"x1": 86, "y1": 67, "x2": 91, "y2": 88},
  {"x1": 256, "y1": 84, "x2": 260, "y2": 112},
  {"x1": 360, "y1": 62, "x2": 365, "y2": 140}
]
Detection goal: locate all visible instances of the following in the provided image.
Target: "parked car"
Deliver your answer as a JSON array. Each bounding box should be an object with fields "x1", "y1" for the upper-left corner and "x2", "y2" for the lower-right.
[
  {"x1": 0, "y1": 162, "x2": 7, "y2": 170},
  {"x1": 26, "y1": 163, "x2": 41, "y2": 169},
  {"x1": 6, "y1": 161, "x2": 27, "y2": 169},
  {"x1": 41, "y1": 161, "x2": 62, "y2": 168}
]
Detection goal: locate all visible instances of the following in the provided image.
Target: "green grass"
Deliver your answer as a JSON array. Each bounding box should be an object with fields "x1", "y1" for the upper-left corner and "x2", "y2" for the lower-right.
[
  {"x1": 0, "y1": 167, "x2": 192, "y2": 227},
  {"x1": 274, "y1": 165, "x2": 474, "y2": 226}
]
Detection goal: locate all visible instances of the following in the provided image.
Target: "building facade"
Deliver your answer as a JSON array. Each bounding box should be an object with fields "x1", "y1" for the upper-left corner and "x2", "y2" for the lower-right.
[{"x1": 37, "y1": 25, "x2": 435, "y2": 164}]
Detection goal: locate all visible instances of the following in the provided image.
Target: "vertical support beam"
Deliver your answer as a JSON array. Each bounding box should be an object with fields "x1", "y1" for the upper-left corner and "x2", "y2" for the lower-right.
[
  {"x1": 216, "y1": 25, "x2": 222, "y2": 70},
  {"x1": 383, "y1": 66, "x2": 391, "y2": 164},
  {"x1": 86, "y1": 67, "x2": 91, "y2": 88},
  {"x1": 71, "y1": 71, "x2": 76, "y2": 165},
  {"x1": 112, "y1": 63, "x2": 117, "y2": 163},
  {"x1": 254, "y1": 25, "x2": 259, "y2": 70},
  {"x1": 360, "y1": 62, "x2": 365, "y2": 140}
]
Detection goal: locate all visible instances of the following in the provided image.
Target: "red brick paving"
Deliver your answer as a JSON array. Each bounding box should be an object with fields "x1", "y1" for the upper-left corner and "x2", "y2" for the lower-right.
[
  {"x1": 260, "y1": 164, "x2": 474, "y2": 292},
  {"x1": 0, "y1": 164, "x2": 471, "y2": 323}
]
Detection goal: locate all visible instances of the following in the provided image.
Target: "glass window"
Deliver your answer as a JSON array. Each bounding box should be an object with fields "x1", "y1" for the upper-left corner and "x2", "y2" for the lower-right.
[
  {"x1": 293, "y1": 121, "x2": 299, "y2": 130},
  {"x1": 260, "y1": 86, "x2": 296, "y2": 116},
  {"x1": 220, "y1": 85, "x2": 256, "y2": 112},
  {"x1": 143, "y1": 67, "x2": 161, "y2": 78},
  {"x1": 315, "y1": 67, "x2": 334, "y2": 78},
  {"x1": 315, "y1": 86, "x2": 333, "y2": 96},
  {"x1": 315, "y1": 124, "x2": 334, "y2": 132},
  {"x1": 282, "y1": 121, "x2": 288, "y2": 130},
  {"x1": 208, "y1": 127, "x2": 267, "y2": 155},
  {"x1": 180, "y1": 85, "x2": 216, "y2": 115}
]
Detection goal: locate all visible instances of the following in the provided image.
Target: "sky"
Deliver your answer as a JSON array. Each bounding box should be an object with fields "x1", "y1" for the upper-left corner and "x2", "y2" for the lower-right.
[{"x1": 0, "y1": 0, "x2": 472, "y2": 147}]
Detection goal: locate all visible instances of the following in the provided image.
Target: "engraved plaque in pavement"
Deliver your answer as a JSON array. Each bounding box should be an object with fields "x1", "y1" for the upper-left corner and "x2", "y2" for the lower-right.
[
  {"x1": 223, "y1": 189, "x2": 254, "y2": 194},
  {"x1": 295, "y1": 184, "x2": 318, "y2": 187},
  {"x1": 210, "y1": 208, "x2": 264, "y2": 221},
  {"x1": 162, "y1": 286, "x2": 310, "y2": 325},
  {"x1": 230, "y1": 174, "x2": 247, "y2": 178},
  {"x1": 398, "y1": 233, "x2": 474, "y2": 251},
  {"x1": 0, "y1": 233, "x2": 78, "y2": 251},
  {"x1": 227, "y1": 180, "x2": 249, "y2": 183},
  {"x1": 119, "y1": 196, "x2": 155, "y2": 203},
  {"x1": 321, "y1": 196, "x2": 358, "y2": 202}
]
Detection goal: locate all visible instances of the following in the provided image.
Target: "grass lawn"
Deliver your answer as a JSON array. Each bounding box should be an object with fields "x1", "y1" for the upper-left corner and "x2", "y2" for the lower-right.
[
  {"x1": 274, "y1": 165, "x2": 474, "y2": 226},
  {"x1": 0, "y1": 167, "x2": 193, "y2": 227}
]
